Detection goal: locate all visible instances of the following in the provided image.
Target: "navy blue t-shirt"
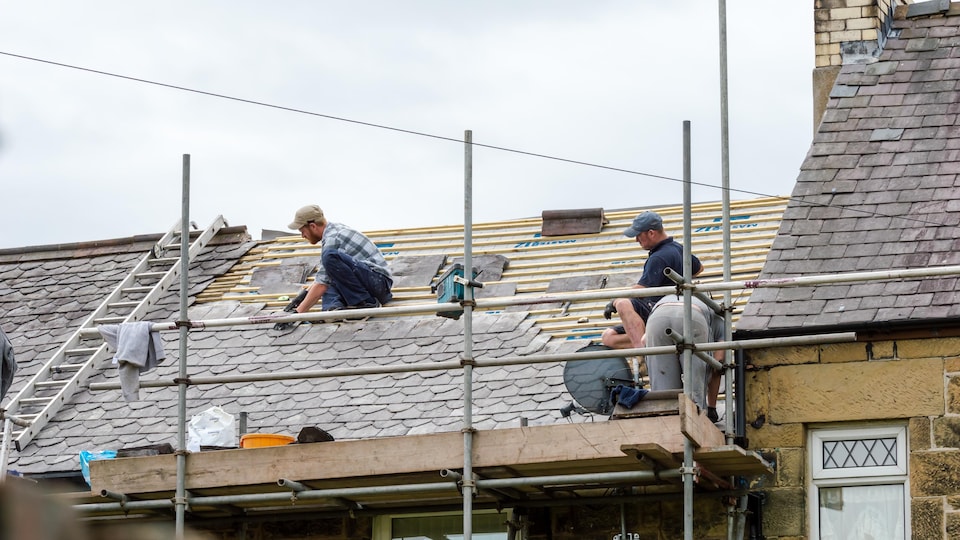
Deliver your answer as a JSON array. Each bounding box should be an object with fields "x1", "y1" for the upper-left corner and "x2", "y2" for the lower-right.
[{"x1": 638, "y1": 237, "x2": 702, "y2": 289}]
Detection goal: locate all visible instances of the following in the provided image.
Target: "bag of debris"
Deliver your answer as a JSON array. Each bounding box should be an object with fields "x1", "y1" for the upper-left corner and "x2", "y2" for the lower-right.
[{"x1": 186, "y1": 406, "x2": 236, "y2": 452}]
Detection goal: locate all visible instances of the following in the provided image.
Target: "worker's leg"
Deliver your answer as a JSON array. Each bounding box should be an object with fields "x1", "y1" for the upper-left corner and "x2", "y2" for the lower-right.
[
  {"x1": 686, "y1": 312, "x2": 710, "y2": 410},
  {"x1": 600, "y1": 326, "x2": 647, "y2": 383},
  {"x1": 646, "y1": 307, "x2": 711, "y2": 411},
  {"x1": 321, "y1": 250, "x2": 392, "y2": 308},
  {"x1": 644, "y1": 308, "x2": 682, "y2": 391},
  {"x1": 600, "y1": 326, "x2": 632, "y2": 349},
  {"x1": 706, "y1": 370, "x2": 722, "y2": 422},
  {"x1": 612, "y1": 297, "x2": 653, "y2": 349},
  {"x1": 707, "y1": 371, "x2": 721, "y2": 405}
]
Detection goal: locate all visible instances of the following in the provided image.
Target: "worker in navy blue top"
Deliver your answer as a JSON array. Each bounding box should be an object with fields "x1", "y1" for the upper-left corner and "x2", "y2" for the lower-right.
[
  {"x1": 600, "y1": 211, "x2": 703, "y2": 351},
  {"x1": 287, "y1": 205, "x2": 393, "y2": 313}
]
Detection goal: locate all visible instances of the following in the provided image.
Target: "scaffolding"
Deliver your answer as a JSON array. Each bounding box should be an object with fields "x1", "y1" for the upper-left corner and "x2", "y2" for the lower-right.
[
  {"x1": 31, "y1": 130, "x2": 949, "y2": 539},
  {"x1": 82, "y1": 133, "x2": 768, "y2": 539},
  {"x1": 0, "y1": 114, "x2": 940, "y2": 540},
  {"x1": 2, "y1": 138, "x2": 958, "y2": 538},
  {"x1": 2, "y1": 4, "x2": 958, "y2": 535}
]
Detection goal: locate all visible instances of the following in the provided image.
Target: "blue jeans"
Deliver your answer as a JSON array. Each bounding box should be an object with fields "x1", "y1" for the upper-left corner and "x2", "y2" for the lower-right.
[{"x1": 320, "y1": 250, "x2": 393, "y2": 311}]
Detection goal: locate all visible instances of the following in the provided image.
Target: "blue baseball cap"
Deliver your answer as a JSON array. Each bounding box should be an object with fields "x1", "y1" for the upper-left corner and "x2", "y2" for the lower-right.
[{"x1": 623, "y1": 211, "x2": 663, "y2": 237}]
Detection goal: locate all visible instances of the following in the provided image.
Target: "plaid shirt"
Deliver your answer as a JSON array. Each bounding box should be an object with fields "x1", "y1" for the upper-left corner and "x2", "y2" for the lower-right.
[{"x1": 314, "y1": 222, "x2": 392, "y2": 285}]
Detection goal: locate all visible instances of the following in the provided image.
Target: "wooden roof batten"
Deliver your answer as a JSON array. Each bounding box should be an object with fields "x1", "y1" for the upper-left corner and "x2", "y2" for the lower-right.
[{"x1": 200, "y1": 197, "x2": 790, "y2": 340}]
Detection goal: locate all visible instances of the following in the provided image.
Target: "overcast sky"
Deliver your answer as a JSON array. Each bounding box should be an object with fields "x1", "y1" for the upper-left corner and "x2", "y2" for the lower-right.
[{"x1": 0, "y1": 2, "x2": 814, "y2": 249}]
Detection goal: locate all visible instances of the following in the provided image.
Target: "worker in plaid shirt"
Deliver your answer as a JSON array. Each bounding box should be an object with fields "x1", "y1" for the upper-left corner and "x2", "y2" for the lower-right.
[{"x1": 287, "y1": 205, "x2": 393, "y2": 313}]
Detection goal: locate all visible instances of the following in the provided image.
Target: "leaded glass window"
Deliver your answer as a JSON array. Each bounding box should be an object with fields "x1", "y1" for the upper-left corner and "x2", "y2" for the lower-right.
[
  {"x1": 822, "y1": 437, "x2": 897, "y2": 469},
  {"x1": 809, "y1": 425, "x2": 909, "y2": 539}
]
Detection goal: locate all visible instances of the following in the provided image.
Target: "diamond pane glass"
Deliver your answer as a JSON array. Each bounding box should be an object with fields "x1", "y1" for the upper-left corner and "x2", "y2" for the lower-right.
[{"x1": 822, "y1": 438, "x2": 897, "y2": 470}]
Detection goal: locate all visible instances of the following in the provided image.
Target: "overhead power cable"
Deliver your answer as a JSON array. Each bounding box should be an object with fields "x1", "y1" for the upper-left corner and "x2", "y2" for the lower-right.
[{"x1": 0, "y1": 50, "x2": 948, "y2": 228}]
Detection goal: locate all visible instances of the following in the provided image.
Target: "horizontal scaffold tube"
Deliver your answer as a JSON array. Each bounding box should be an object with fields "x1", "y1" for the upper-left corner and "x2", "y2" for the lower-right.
[
  {"x1": 74, "y1": 469, "x2": 680, "y2": 515},
  {"x1": 88, "y1": 332, "x2": 856, "y2": 391},
  {"x1": 0, "y1": 415, "x2": 32, "y2": 428},
  {"x1": 664, "y1": 264, "x2": 960, "y2": 292},
  {"x1": 665, "y1": 328, "x2": 724, "y2": 371},
  {"x1": 134, "y1": 264, "x2": 960, "y2": 334},
  {"x1": 144, "y1": 286, "x2": 681, "y2": 332}
]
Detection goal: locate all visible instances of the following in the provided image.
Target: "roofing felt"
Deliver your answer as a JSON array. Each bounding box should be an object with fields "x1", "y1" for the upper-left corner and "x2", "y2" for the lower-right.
[
  {"x1": 737, "y1": 6, "x2": 960, "y2": 334},
  {"x1": 0, "y1": 197, "x2": 786, "y2": 475}
]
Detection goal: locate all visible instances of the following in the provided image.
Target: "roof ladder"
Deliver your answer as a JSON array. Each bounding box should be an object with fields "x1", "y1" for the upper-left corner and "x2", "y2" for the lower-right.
[{"x1": 1, "y1": 216, "x2": 227, "y2": 451}]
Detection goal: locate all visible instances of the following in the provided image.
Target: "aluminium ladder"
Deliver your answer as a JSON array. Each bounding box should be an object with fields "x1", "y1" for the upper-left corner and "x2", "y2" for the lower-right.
[{"x1": 0, "y1": 216, "x2": 227, "y2": 451}]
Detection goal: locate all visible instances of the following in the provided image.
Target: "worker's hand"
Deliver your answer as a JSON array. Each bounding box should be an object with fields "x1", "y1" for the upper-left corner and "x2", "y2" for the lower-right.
[
  {"x1": 603, "y1": 301, "x2": 617, "y2": 320},
  {"x1": 273, "y1": 301, "x2": 301, "y2": 331},
  {"x1": 272, "y1": 320, "x2": 300, "y2": 332},
  {"x1": 282, "y1": 289, "x2": 308, "y2": 313}
]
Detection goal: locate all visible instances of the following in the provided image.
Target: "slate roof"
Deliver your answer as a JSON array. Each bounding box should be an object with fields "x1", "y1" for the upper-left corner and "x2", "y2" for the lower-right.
[
  {"x1": 0, "y1": 198, "x2": 786, "y2": 476},
  {"x1": 737, "y1": 5, "x2": 960, "y2": 335}
]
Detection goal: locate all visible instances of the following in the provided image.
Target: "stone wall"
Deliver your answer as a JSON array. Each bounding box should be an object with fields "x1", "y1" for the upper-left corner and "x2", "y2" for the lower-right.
[{"x1": 744, "y1": 335, "x2": 960, "y2": 538}]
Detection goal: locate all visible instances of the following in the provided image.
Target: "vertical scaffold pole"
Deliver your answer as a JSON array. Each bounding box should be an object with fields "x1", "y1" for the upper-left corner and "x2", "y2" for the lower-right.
[
  {"x1": 681, "y1": 120, "x2": 695, "y2": 540},
  {"x1": 717, "y1": 0, "x2": 735, "y2": 444},
  {"x1": 175, "y1": 154, "x2": 191, "y2": 539},
  {"x1": 462, "y1": 130, "x2": 475, "y2": 540}
]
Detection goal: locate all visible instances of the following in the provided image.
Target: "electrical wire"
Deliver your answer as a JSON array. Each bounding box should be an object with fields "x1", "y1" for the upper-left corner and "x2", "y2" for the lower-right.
[{"x1": 0, "y1": 50, "x2": 949, "y2": 228}]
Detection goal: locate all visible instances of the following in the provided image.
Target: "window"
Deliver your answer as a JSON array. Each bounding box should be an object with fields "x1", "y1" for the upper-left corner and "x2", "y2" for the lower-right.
[
  {"x1": 808, "y1": 424, "x2": 910, "y2": 539},
  {"x1": 373, "y1": 510, "x2": 510, "y2": 540}
]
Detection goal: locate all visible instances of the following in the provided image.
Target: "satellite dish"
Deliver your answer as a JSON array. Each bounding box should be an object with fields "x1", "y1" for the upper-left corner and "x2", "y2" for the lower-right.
[{"x1": 563, "y1": 343, "x2": 635, "y2": 415}]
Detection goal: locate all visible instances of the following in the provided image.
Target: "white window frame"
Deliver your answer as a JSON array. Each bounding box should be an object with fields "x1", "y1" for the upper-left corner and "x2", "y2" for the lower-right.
[
  {"x1": 807, "y1": 423, "x2": 910, "y2": 539},
  {"x1": 373, "y1": 509, "x2": 512, "y2": 540}
]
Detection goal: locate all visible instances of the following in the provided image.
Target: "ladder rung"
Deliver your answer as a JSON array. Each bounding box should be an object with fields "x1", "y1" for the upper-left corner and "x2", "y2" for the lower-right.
[
  {"x1": 150, "y1": 257, "x2": 179, "y2": 265},
  {"x1": 19, "y1": 397, "x2": 52, "y2": 406},
  {"x1": 137, "y1": 271, "x2": 167, "y2": 280},
  {"x1": 65, "y1": 347, "x2": 98, "y2": 357},
  {"x1": 51, "y1": 364, "x2": 84, "y2": 373},
  {"x1": 122, "y1": 286, "x2": 155, "y2": 294},
  {"x1": 79, "y1": 328, "x2": 101, "y2": 339},
  {"x1": 93, "y1": 316, "x2": 126, "y2": 325},
  {"x1": 108, "y1": 301, "x2": 141, "y2": 309},
  {"x1": 34, "y1": 381, "x2": 67, "y2": 389}
]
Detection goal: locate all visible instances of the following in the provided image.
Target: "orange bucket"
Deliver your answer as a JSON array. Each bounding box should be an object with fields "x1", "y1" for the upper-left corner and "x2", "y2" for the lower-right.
[{"x1": 240, "y1": 433, "x2": 296, "y2": 448}]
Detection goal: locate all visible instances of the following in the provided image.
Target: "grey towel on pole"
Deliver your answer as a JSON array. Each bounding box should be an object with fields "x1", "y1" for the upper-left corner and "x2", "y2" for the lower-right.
[
  {"x1": 0, "y1": 327, "x2": 17, "y2": 401},
  {"x1": 98, "y1": 322, "x2": 166, "y2": 401}
]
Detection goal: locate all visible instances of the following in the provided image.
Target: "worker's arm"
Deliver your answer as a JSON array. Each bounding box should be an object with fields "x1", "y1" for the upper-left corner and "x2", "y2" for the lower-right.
[
  {"x1": 693, "y1": 255, "x2": 704, "y2": 277},
  {"x1": 604, "y1": 283, "x2": 646, "y2": 319},
  {"x1": 297, "y1": 282, "x2": 327, "y2": 313}
]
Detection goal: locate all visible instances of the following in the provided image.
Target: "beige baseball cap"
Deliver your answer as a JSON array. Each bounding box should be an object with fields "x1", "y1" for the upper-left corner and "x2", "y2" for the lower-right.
[{"x1": 288, "y1": 205, "x2": 325, "y2": 230}]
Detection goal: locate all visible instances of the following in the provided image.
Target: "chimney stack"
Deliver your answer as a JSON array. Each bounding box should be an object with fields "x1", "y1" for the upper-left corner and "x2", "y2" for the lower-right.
[{"x1": 812, "y1": 0, "x2": 902, "y2": 130}]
